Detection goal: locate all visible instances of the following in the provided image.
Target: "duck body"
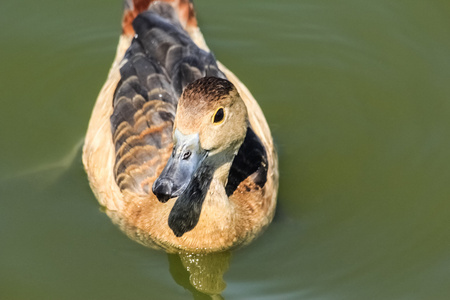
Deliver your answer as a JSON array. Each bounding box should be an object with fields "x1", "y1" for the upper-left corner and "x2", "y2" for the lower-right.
[{"x1": 83, "y1": 0, "x2": 278, "y2": 253}]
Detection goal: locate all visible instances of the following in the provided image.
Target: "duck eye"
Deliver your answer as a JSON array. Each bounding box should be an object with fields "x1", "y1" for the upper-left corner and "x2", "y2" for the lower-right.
[{"x1": 212, "y1": 107, "x2": 225, "y2": 124}]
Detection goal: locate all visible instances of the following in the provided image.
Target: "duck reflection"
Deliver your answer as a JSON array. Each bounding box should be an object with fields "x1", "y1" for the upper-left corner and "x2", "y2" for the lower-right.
[
  {"x1": 106, "y1": 209, "x2": 231, "y2": 298},
  {"x1": 168, "y1": 251, "x2": 231, "y2": 299}
]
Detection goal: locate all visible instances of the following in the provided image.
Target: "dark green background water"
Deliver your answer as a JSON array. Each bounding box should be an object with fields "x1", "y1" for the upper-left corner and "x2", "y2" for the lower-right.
[{"x1": 2, "y1": 0, "x2": 450, "y2": 299}]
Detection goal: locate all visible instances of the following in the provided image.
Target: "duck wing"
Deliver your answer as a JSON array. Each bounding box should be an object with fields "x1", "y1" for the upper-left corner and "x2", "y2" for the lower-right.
[
  {"x1": 226, "y1": 127, "x2": 269, "y2": 196},
  {"x1": 111, "y1": 3, "x2": 225, "y2": 195}
]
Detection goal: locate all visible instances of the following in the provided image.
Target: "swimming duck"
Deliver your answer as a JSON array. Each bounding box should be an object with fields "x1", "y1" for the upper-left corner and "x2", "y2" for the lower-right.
[{"x1": 83, "y1": 0, "x2": 278, "y2": 253}]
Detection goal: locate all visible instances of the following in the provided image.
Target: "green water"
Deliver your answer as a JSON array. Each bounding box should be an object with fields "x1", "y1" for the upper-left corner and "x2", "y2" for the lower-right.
[{"x1": 2, "y1": 0, "x2": 450, "y2": 299}]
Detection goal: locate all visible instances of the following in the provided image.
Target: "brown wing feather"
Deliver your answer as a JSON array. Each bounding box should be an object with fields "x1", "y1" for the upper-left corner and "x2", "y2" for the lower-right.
[
  {"x1": 111, "y1": 3, "x2": 225, "y2": 196},
  {"x1": 122, "y1": 0, "x2": 198, "y2": 36}
]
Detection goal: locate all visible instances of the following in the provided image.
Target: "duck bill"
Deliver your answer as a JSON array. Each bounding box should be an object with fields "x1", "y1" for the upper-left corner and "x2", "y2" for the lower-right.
[{"x1": 152, "y1": 129, "x2": 208, "y2": 203}]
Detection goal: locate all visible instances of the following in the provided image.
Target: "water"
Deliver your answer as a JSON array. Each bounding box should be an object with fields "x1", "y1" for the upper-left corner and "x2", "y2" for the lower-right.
[{"x1": 1, "y1": 0, "x2": 450, "y2": 299}]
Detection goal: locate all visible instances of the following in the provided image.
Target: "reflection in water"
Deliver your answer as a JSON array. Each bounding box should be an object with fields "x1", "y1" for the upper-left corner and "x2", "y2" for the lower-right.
[
  {"x1": 106, "y1": 208, "x2": 231, "y2": 299},
  {"x1": 168, "y1": 252, "x2": 231, "y2": 299}
]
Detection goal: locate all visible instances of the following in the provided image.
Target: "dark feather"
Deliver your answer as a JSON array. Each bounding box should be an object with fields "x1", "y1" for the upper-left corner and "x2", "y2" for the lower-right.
[{"x1": 226, "y1": 127, "x2": 268, "y2": 196}]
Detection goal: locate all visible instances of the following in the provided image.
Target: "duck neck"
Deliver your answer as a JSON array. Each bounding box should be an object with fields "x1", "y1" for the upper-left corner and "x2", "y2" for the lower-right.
[
  {"x1": 206, "y1": 147, "x2": 238, "y2": 188},
  {"x1": 212, "y1": 160, "x2": 233, "y2": 187}
]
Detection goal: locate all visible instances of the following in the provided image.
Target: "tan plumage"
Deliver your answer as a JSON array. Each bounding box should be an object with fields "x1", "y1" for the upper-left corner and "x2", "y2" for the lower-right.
[{"x1": 83, "y1": 0, "x2": 278, "y2": 253}]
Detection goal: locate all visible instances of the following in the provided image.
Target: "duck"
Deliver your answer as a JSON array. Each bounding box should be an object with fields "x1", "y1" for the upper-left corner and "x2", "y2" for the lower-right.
[{"x1": 82, "y1": 0, "x2": 278, "y2": 253}]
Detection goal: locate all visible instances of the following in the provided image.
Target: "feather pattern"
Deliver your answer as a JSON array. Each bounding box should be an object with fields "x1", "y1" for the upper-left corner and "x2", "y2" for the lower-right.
[{"x1": 111, "y1": 3, "x2": 225, "y2": 195}]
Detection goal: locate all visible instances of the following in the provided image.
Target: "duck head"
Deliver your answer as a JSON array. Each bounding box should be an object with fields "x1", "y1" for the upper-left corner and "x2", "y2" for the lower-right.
[{"x1": 152, "y1": 77, "x2": 248, "y2": 237}]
